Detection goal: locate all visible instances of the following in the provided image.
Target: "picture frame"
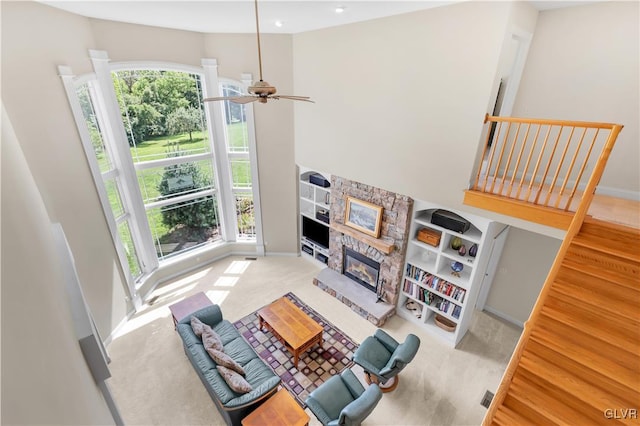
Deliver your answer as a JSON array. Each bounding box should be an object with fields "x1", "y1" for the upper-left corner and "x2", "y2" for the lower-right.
[{"x1": 344, "y1": 197, "x2": 383, "y2": 238}]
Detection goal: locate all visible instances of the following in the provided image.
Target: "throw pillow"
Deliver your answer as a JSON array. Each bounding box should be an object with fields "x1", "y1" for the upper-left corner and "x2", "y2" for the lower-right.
[
  {"x1": 217, "y1": 365, "x2": 252, "y2": 394},
  {"x1": 202, "y1": 328, "x2": 223, "y2": 352},
  {"x1": 205, "y1": 346, "x2": 245, "y2": 376},
  {"x1": 190, "y1": 316, "x2": 208, "y2": 337}
]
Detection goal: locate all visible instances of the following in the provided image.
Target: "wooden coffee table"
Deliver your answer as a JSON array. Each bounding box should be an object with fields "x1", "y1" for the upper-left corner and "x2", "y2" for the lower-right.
[
  {"x1": 241, "y1": 389, "x2": 309, "y2": 426},
  {"x1": 257, "y1": 297, "x2": 323, "y2": 368},
  {"x1": 168, "y1": 292, "x2": 213, "y2": 327}
]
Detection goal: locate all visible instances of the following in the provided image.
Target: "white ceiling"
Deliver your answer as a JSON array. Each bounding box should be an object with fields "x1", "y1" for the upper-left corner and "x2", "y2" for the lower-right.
[{"x1": 38, "y1": 1, "x2": 600, "y2": 35}]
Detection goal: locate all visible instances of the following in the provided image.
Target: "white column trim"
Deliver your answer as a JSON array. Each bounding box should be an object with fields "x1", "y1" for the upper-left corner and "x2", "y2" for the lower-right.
[
  {"x1": 241, "y1": 72, "x2": 265, "y2": 256},
  {"x1": 201, "y1": 58, "x2": 237, "y2": 242},
  {"x1": 89, "y1": 49, "x2": 159, "y2": 275},
  {"x1": 58, "y1": 65, "x2": 141, "y2": 309}
]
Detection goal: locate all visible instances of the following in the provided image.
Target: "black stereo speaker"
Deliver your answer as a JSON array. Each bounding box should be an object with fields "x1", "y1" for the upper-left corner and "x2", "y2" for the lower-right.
[
  {"x1": 309, "y1": 173, "x2": 330, "y2": 187},
  {"x1": 431, "y1": 209, "x2": 471, "y2": 234}
]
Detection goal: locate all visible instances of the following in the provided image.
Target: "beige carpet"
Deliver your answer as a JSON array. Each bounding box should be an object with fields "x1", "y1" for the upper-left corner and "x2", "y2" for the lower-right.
[{"x1": 106, "y1": 255, "x2": 521, "y2": 426}]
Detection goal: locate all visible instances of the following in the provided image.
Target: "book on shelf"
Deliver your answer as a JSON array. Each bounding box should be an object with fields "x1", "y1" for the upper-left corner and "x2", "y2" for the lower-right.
[
  {"x1": 452, "y1": 305, "x2": 462, "y2": 319},
  {"x1": 405, "y1": 263, "x2": 466, "y2": 303}
]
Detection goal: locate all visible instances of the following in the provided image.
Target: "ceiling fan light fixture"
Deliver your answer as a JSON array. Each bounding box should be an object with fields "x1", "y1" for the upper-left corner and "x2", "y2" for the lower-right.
[
  {"x1": 335, "y1": 6, "x2": 346, "y2": 14},
  {"x1": 203, "y1": 0, "x2": 313, "y2": 105}
]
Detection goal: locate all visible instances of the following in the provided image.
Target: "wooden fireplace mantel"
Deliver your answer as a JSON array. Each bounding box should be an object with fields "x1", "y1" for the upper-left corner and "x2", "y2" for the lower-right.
[{"x1": 331, "y1": 223, "x2": 396, "y2": 254}]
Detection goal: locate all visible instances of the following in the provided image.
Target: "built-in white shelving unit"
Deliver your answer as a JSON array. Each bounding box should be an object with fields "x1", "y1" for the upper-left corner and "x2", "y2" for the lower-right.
[
  {"x1": 397, "y1": 201, "x2": 506, "y2": 347},
  {"x1": 299, "y1": 169, "x2": 331, "y2": 265}
]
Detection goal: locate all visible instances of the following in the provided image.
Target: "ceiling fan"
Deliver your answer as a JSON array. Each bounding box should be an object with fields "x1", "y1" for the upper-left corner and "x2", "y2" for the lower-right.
[{"x1": 203, "y1": 0, "x2": 313, "y2": 104}]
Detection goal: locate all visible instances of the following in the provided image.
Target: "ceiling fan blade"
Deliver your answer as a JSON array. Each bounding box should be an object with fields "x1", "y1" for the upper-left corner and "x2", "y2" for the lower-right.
[
  {"x1": 273, "y1": 95, "x2": 315, "y2": 103},
  {"x1": 203, "y1": 95, "x2": 258, "y2": 104}
]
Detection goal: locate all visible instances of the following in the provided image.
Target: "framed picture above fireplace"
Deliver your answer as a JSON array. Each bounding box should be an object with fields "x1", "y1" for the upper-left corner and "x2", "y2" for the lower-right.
[{"x1": 344, "y1": 197, "x2": 383, "y2": 238}]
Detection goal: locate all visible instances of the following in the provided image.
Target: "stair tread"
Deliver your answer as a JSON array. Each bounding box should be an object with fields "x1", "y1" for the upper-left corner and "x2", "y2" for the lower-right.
[
  {"x1": 507, "y1": 375, "x2": 603, "y2": 425},
  {"x1": 548, "y1": 282, "x2": 640, "y2": 323},
  {"x1": 543, "y1": 295, "x2": 640, "y2": 341},
  {"x1": 492, "y1": 405, "x2": 537, "y2": 426},
  {"x1": 556, "y1": 266, "x2": 640, "y2": 298},
  {"x1": 576, "y1": 219, "x2": 640, "y2": 263},
  {"x1": 530, "y1": 327, "x2": 640, "y2": 391},
  {"x1": 512, "y1": 367, "x2": 621, "y2": 425},
  {"x1": 562, "y1": 258, "x2": 640, "y2": 291},
  {"x1": 523, "y1": 339, "x2": 639, "y2": 406},
  {"x1": 519, "y1": 351, "x2": 629, "y2": 413},
  {"x1": 536, "y1": 314, "x2": 640, "y2": 369},
  {"x1": 564, "y1": 245, "x2": 639, "y2": 286}
]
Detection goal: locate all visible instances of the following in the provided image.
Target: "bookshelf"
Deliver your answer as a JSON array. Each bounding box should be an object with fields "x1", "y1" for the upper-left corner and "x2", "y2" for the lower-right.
[{"x1": 397, "y1": 202, "x2": 503, "y2": 347}]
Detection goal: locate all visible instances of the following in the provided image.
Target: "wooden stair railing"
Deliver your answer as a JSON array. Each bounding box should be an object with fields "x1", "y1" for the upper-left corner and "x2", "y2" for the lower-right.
[
  {"x1": 471, "y1": 115, "x2": 639, "y2": 424},
  {"x1": 464, "y1": 115, "x2": 624, "y2": 229}
]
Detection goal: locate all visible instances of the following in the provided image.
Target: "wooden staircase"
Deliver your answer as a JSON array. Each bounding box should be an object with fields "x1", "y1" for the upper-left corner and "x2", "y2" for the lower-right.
[{"x1": 487, "y1": 218, "x2": 640, "y2": 425}]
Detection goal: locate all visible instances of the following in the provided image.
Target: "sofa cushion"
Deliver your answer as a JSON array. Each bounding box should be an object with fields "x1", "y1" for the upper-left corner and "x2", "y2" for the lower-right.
[
  {"x1": 187, "y1": 343, "x2": 217, "y2": 372},
  {"x1": 213, "y1": 320, "x2": 242, "y2": 346},
  {"x1": 202, "y1": 328, "x2": 224, "y2": 352},
  {"x1": 242, "y1": 358, "x2": 277, "y2": 386},
  {"x1": 217, "y1": 366, "x2": 252, "y2": 394},
  {"x1": 223, "y1": 336, "x2": 258, "y2": 365},
  {"x1": 206, "y1": 347, "x2": 245, "y2": 376}
]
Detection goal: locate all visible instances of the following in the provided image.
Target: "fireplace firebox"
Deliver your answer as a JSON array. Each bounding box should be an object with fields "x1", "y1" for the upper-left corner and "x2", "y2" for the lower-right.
[{"x1": 343, "y1": 248, "x2": 380, "y2": 292}]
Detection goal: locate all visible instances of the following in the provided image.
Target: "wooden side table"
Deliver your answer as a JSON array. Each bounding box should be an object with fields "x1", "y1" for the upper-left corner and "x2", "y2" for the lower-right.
[
  {"x1": 241, "y1": 389, "x2": 309, "y2": 426},
  {"x1": 168, "y1": 292, "x2": 213, "y2": 327}
]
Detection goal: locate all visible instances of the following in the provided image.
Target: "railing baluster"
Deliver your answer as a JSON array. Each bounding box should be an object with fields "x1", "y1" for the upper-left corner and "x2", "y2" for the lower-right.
[
  {"x1": 544, "y1": 126, "x2": 575, "y2": 207},
  {"x1": 472, "y1": 115, "x2": 495, "y2": 190},
  {"x1": 555, "y1": 127, "x2": 588, "y2": 209},
  {"x1": 534, "y1": 126, "x2": 564, "y2": 205},
  {"x1": 516, "y1": 124, "x2": 541, "y2": 200},
  {"x1": 489, "y1": 122, "x2": 512, "y2": 194},
  {"x1": 498, "y1": 123, "x2": 521, "y2": 196},
  {"x1": 565, "y1": 128, "x2": 600, "y2": 211},
  {"x1": 526, "y1": 125, "x2": 552, "y2": 202},
  {"x1": 482, "y1": 121, "x2": 503, "y2": 193},
  {"x1": 469, "y1": 116, "x2": 621, "y2": 222}
]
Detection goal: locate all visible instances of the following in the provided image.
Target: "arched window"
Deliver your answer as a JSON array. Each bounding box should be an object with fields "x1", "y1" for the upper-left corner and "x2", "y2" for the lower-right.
[{"x1": 60, "y1": 53, "x2": 260, "y2": 299}]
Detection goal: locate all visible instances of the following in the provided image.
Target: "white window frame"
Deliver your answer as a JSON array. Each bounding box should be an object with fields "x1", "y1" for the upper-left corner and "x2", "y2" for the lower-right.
[{"x1": 60, "y1": 50, "x2": 264, "y2": 301}]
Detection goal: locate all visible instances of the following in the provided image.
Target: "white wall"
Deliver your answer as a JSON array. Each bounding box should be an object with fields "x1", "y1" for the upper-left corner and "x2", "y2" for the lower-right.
[
  {"x1": 512, "y1": 1, "x2": 639, "y2": 197},
  {"x1": 1, "y1": 105, "x2": 115, "y2": 425},
  {"x1": 292, "y1": 1, "x2": 512, "y2": 211},
  {"x1": 485, "y1": 227, "x2": 561, "y2": 325},
  {"x1": 1, "y1": 1, "x2": 130, "y2": 341}
]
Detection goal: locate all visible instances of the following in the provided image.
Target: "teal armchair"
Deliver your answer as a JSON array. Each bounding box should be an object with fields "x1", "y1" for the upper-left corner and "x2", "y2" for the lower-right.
[
  {"x1": 305, "y1": 369, "x2": 382, "y2": 426},
  {"x1": 352, "y1": 329, "x2": 420, "y2": 392}
]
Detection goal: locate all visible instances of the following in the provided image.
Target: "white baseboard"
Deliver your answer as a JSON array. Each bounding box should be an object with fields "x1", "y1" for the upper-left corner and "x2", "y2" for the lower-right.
[
  {"x1": 596, "y1": 185, "x2": 640, "y2": 201},
  {"x1": 483, "y1": 305, "x2": 525, "y2": 328},
  {"x1": 264, "y1": 251, "x2": 299, "y2": 257},
  {"x1": 104, "y1": 313, "x2": 131, "y2": 346}
]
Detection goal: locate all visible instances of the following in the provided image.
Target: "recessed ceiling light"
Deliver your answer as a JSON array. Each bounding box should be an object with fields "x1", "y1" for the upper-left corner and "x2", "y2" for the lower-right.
[
  {"x1": 335, "y1": 6, "x2": 346, "y2": 14},
  {"x1": 275, "y1": 20, "x2": 283, "y2": 28}
]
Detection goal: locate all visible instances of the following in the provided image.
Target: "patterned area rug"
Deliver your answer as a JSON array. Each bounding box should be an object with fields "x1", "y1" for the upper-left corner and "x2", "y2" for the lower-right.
[{"x1": 233, "y1": 292, "x2": 358, "y2": 406}]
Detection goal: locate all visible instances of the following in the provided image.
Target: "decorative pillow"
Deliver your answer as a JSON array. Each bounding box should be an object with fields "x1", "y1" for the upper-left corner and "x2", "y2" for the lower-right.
[
  {"x1": 190, "y1": 316, "x2": 209, "y2": 337},
  {"x1": 205, "y1": 346, "x2": 245, "y2": 376},
  {"x1": 202, "y1": 328, "x2": 223, "y2": 352},
  {"x1": 217, "y1": 365, "x2": 252, "y2": 394}
]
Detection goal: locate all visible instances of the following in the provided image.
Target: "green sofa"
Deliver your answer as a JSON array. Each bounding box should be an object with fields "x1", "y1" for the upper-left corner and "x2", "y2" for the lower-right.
[{"x1": 176, "y1": 305, "x2": 281, "y2": 426}]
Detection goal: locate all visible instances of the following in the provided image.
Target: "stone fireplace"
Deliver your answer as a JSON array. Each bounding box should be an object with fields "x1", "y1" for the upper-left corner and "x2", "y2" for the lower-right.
[{"x1": 313, "y1": 176, "x2": 413, "y2": 326}]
